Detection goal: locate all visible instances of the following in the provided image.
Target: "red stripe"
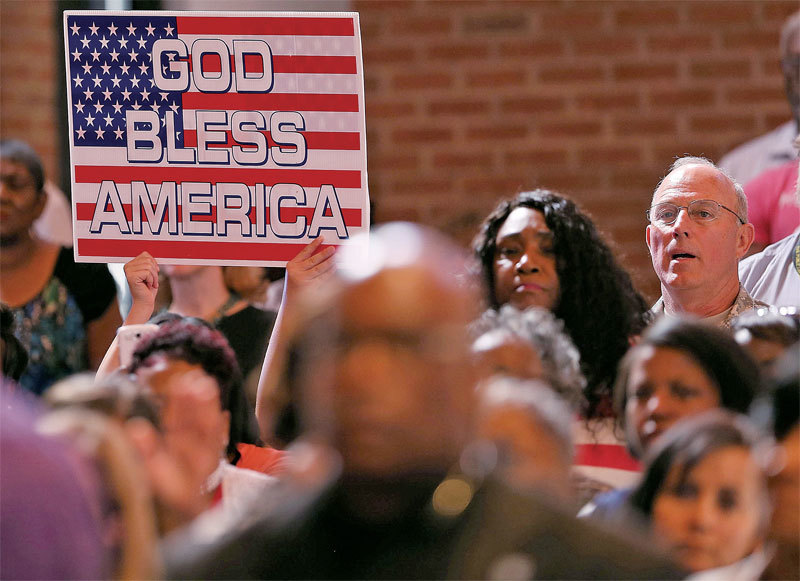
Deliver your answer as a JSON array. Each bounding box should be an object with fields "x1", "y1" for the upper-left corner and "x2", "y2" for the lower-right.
[
  {"x1": 181, "y1": 92, "x2": 359, "y2": 112},
  {"x1": 191, "y1": 55, "x2": 357, "y2": 75},
  {"x1": 176, "y1": 16, "x2": 355, "y2": 37},
  {"x1": 74, "y1": 166, "x2": 362, "y2": 189},
  {"x1": 77, "y1": 238, "x2": 338, "y2": 261},
  {"x1": 74, "y1": 202, "x2": 362, "y2": 227},
  {"x1": 182, "y1": 130, "x2": 360, "y2": 150},
  {"x1": 574, "y1": 444, "x2": 641, "y2": 472}
]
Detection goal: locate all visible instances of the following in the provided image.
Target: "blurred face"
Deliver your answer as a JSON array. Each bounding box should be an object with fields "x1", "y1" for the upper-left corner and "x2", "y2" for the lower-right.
[
  {"x1": 472, "y1": 331, "x2": 544, "y2": 382},
  {"x1": 768, "y1": 424, "x2": 800, "y2": 549},
  {"x1": 646, "y1": 164, "x2": 752, "y2": 296},
  {"x1": 161, "y1": 264, "x2": 207, "y2": 278},
  {"x1": 0, "y1": 159, "x2": 44, "y2": 240},
  {"x1": 626, "y1": 345, "x2": 721, "y2": 455},
  {"x1": 308, "y1": 267, "x2": 477, "y2": 477},
  {"x1": 734, "y1": 330, "x2": 789, "y2": 372},
  {"x1": 492, "y1": 208, "x2": 560, "y2": 311},
  {"x1": 652, "y1": 446, "x2": 766, "y2": 572},
  {"x1": 478, "y1": 404, "x2": 571, "y2": 501}
]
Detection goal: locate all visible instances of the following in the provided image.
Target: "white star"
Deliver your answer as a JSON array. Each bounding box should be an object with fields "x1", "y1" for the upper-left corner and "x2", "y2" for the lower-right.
[
  {"x1": 80, "y1": 36, "x2": 90, "y2": 49},
  {"x1": 74, "y1": 101, "x2": 85, "y2": 113},
  {"x1": 89, "y1": 22, "x2": 99, "y2": 35},
  {"x1": 103, "y1": 113, "x2": 114, "y2": 126},
  {"x1": 140, "y1": 88, "x2": 151, "y2": 101},
  {"x1": 76, "y1": 127, "x2": 86, "y2": 139},
  {"x1": 110, "y1": 74, "x2": 121, "y2": 88},
  {"x1": 114, "y1": 127, "x2": 124, "y2": 140},
  {"x1": 145, "y1": 22, "x2": 155, "y2": 36},
  {"x1": 100, "y1": 62, "x2": 111, "y2": 75},
  {"x1": 151, "y1": 102, "x2": 160, "y2": 113},
  {"x1": 121, "y1": 88, "x2": 132, "y2": 101},
  {"x1": 71, "y1": 48, "x2": 81, "y2": 61},
  {"x1": 93, "y1": 102, "x2": 103, "y2": 114},
  {"x1": 138, "y1": 63, "x2": 148, "y2": 75},
  {"x1": 159, "y1": 92, "x2": 169, "y2": 102},
  {"x1": 118, "y1": 37, "x2": 128, "y2": 49},
  {"x1": 70, "y1": 22, "x2": 80, "y2": 35},
  {"x1": 136, "y1": 37, "x2": 147, "y2": 49},
  {"x1": 72, "y1": 74, "x2": 83, "y2": 87},
  {"x1": 131, "y1": 101, "x2": 141, "y2": 110},
  {"x1": 85, "y1": 113, "x2": 96, "y2": 126},
  {"x1": 95, "y1": 127, "x2": 105, "y2": 139},
  {"x1": 130, "y1": 75, "x2": 140, "y2": 88},
  {"x1": 126, "y1": 22, "x2": 136, "y2": 36},
  {"x1": 108, "y1": 22, "x2": 118, "y2": 36},
  {"x1": 149, "y1": 77, "x2": 156, "y2": 87},
  {"x1": 162, "y1": 65, "x2": 169, "y2": 75},
  {"x1": 120, "y1": 63, "x2": 130, "y2": 75},
  {"x1": 164, "y1": 23, "x2": 174, "y2": 36},
  {"x1": 81, "y1": 62, "x2": 92, "y2": 75},
  {"x1": 175, "y1": 131, "x2": 181, "y2": 139},
  {"x1": 112, "y1": 101, "x2": 122, "y2": 114},
  {"x1": 99, "y1": 36, "x2": 109, "y2": 49},
  {"x1": 102, "y1": 88, "x2": 113, "y2": 100},
  {"x1": 83, "y1": 87, "x2": 93, "y2": 100},
  {"x1": 169, "y1": 103, "x2": 179, "y2": 114},
  {"x1": 90, "y1": 49, "x2": 101, "y2": 62},
  {"x1": 128, "y1": 50, "x2": 138, "y2": 62},
  {"x1": 92, "y1": 74, "x2": 102, "y2": 87},
  {"x1": 109, "y1": 48, "x2": 119, "y2": 62},
  {"x1": 160, "y1": 115, "x2": 166, "y2": 127},
  {"x1": 166, "y1": 52, "x2": 176, "y2": 61}
]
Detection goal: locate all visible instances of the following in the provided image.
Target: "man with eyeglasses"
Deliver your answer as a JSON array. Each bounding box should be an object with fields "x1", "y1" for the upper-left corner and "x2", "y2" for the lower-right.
[{"x1": 646, "y1": 156, "x2": 769, "y2": 327}]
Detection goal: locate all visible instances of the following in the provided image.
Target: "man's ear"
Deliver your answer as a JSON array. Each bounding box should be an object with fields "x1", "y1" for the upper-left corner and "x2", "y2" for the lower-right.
[
  {"x1": 645, "y1": 224, "x2": 652, "y2": 253},
  {"x1": 735, "y1": 223, "x2": 755, "y2": 259}
]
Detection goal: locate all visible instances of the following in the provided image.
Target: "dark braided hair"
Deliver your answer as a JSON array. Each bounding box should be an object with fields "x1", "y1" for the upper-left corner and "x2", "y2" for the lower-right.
[{"x1": 473, "y1": 189, "x2": 650, "y2": 419}]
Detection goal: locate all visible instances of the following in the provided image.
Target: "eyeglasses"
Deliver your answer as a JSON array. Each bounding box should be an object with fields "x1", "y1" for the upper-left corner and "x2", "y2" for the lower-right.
[{"x1": 646, "y1": 199, "x2": 745, "y2": 226}]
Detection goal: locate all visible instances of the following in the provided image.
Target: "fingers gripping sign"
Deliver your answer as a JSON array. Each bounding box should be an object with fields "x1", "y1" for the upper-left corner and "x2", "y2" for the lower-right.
[
  {"x1": 285, "y1": 237, "x2": 337, "y2": 297},
  {"x1": 123, "y1": 252, "x2": 160, "y2": 324}
]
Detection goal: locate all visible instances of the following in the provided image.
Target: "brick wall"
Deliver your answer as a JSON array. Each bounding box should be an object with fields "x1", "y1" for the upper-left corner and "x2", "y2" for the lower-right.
[
  {"x1": 1, "y1": 1, "x2": 796, "y2": 301},
  {"x1": 0, "y1": 0, "x2": 59, "y2": 184},
  {"x1": 356, "y1": 0, "x2": 798, "y2": 300}
]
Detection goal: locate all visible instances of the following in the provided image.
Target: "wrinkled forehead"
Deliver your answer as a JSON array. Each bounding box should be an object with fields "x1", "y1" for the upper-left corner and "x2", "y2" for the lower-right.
[{"x1": 653, "y1": 163, "x2": 738, "y2": 207}]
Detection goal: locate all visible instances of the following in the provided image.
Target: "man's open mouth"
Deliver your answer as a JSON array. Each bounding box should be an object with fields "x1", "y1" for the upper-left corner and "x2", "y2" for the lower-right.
[{"x1": 671, "y1": 252, "x2": 696, "y2": 260}]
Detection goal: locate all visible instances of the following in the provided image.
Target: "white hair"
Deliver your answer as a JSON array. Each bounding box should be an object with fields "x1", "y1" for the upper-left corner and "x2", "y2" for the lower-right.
[{"x1": 780, "y1": 11, "x2": 800, "y2": 58}]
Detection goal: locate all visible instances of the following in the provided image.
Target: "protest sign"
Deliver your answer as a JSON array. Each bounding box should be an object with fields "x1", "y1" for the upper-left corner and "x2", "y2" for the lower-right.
[{"x1": 63, "y1": 11, "x2": 369, "y2": 265}]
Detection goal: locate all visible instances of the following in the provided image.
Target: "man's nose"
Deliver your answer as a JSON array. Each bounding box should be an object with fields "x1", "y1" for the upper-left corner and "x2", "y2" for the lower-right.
[{"x1": 670, "y1": 206, "x2": 693, "y2": 236}]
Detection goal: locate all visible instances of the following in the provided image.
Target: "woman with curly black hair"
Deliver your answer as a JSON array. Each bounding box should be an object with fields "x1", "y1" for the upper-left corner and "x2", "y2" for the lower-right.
[{"x1": 473, "y1": 189, "x2": 651, "y2": 498}]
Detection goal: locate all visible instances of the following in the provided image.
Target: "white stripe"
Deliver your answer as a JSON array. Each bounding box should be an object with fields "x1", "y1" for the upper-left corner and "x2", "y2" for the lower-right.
[
  {"x1": 174, "y1": 33, "x2": 358, "y2": 57},
  {"x1": 175, "y1": 72, "x2": 360, "y2": 95},
  {"x1": 181, "y1": 110, "x2": 363, "y2": 132}
]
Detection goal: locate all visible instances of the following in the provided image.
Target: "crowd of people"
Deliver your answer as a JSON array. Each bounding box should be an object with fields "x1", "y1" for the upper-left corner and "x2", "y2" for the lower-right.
[{"x1": 2, "y1": 10, "x2": 800, "y2": 581}]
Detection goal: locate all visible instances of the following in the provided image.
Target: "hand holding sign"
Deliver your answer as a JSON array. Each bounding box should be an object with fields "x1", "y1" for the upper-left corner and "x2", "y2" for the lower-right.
[{"x1": 123, "y1": 251, "x2": 160, "y2": 324}]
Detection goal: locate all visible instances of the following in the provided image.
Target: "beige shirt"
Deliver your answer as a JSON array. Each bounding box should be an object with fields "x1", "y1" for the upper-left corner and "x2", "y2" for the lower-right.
[{"x1": 650, "y1": 285, "x2": 770, "y2": 329}]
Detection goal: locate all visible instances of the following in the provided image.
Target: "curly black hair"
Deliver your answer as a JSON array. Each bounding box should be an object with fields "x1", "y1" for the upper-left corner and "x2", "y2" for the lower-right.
[
  {"x1": 473, "y1": 189, "x2": 650, "y2": 419},
  {"x1": 129, "y1": 318, "x2": 258, "y2": 461}
]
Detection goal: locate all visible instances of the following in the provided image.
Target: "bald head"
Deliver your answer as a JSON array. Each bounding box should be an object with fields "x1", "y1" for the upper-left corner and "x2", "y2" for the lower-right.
[{"x1": 299, "y1": 223, "x2": 481, "y2": 477}]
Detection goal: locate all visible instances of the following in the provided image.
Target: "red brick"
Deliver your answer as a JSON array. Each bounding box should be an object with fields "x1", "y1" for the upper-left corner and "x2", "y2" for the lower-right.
[
  {"x1": 534, "y1": 171, "x2": 599, "y2": 192},
  {"x1": 612, "y1": 117, "x2": 676, "y2": 136},
  {"x1": 504, "y1": 148, "x2": 569, "y2": 166},
  {"x1": 466, "y1": 69, "x2": 526, "y2": 88},
  {"x1": 363, "y1": 46, "x2": 416, "y2": 64},
  {"x1": 392, "y1": 127, "x2": 454, "y2": 144},
  {"x1": 690, "y1": 115, "x2": 757, "y2": 133},
  {"x1": 466, "y1": 125, "x2": 528, "y2": 140},
  {"x1": 374, "y1": 207, "x2": 422, "y2": 224},
  {"x1": 389, "y1": 177, "x2": 455, "y2": 195},
  {"x1": 762, "y1": 1, "x2": 800, "y2": 22},
  {"x1": 501, "y1": 96, "x2": 566, "y2": 114},
  {"x1": 573, "y1": 35, "x2": 638, "y2": 56},
  {"x1": 723, "y1": 31, "x2": 783, "y2": 51},
  {"x1": 392, "y1": 72, "x2": 454, "y2": 90},
  {"x1": 462, "y1": 175, "x2": 532, "y2": 195},
  {"x1": 353, "y1": 0, "x2": 413, "y2": 10},
  {"x1": 433, "y1": 152, "x2": 489, "y2": 168},
  {"x1": 724, "y1": 86, "x2": 786, "y2": 105},
  {"x1": 690, "y1": 60, "x2": 752, "y2": 79},
  {"x1": 539, "y1": 65, "x2": 606, "y2": 84},
  {"x1": 646, "y1": 33, "x2": 714, "y2": 53},
  {"x1": 609, "y1": 169, "x2": 663, "y2": 190},
  {"x1": 578, "y1": 147, "x2": 643, "y2": 164},
  {"x1": 539, "y1": 120, "x2": 603, "y2": 138},
  {"x1": 394, "y1": 15, "x2": 453, "y2": 35},
  {"x1": 540, "y1": 8, "x2": 607, "y2": 32},
  {"x1": 427, "y1": 42, "x2": 490, "y2": 61},
  {"x1": 615, "y1": 7, "x2": 679, "y2": 27},
  {"x1": 687, "y1": 3, "x2": 758, "y2": 23},
  {"x1": 498, "y1": 39, "x2": 565, "y2": 58},
  {"x1": 765, "y1": 113, "x2": 794, "y2": 128},
  {"x1": 654, "y1": 142, "x2": 728, "y2": 164},
  {"x1": 366, "y1": 100, "x2": 415, "y2": 118},
  {"x1": 576, "y1": 91, "x2": 640, "y2": 111},
  {"x1": 428, "y1": 99, "x2": 490, "y2": 116},
  {"x1": 463, "y1": 12, "x2": 529, "y2": 34},
  {"x1": 368, "y1": 153, "x2": 419, "y2": 170},
  {"x1": 614, "y1": 62, "x2": 678, "y2": 81},
  {"x1": 649, "y1": 88, "x2": 715, "y2": 107}
]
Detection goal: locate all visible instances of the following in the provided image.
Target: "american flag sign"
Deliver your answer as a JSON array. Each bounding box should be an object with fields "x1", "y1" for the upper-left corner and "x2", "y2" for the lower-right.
[{"x1": 64, "y1": 11, "x2": 369, "y2": 265}]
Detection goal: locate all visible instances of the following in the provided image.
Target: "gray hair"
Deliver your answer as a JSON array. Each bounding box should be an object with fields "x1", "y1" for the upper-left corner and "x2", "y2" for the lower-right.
[
  {"x1": 472, "y1": 305, "x2": 586, "y2": 410},
  {"x1": 780, "y1": 11, "x2": 800, "y2": 58},
  {"x1": 652, "y1": 155, "x2": 748, "y2": 222},
  {"x1": 479, "y1": 376, "x2": 575, "y2": 464}
]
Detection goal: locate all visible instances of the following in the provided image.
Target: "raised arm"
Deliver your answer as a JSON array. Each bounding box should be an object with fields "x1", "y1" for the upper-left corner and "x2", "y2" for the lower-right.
[
  {"x1": 255, "y1": 238, "x2": 336, "y2": 441},
  {"x1": 95, "y1": 252, "x2": 160, "y2": 380}
]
